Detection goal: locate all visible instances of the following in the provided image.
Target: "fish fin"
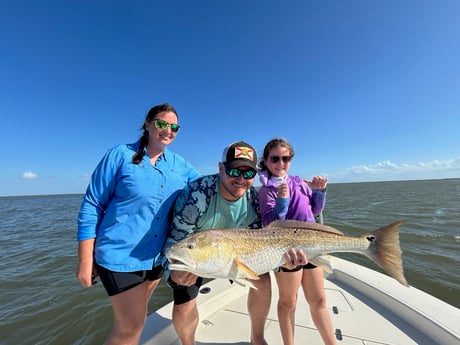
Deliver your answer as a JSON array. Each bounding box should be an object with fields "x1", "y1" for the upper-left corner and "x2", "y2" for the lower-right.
[
  {"x1": 234, "y1": 279, "x2": 257, "y2": 289},
  {"x1": 365, "y1": 221, "x2": 408, "y2": 286},
  {"x1": 266, "y1": 219, "x2": 344, "y2": 235},
  {"x1": 234, "y1": 257, "x2": 259, "y2": 280},
  {"x1": 309, "y1": 255, "x2": 333, "y2": 273}
]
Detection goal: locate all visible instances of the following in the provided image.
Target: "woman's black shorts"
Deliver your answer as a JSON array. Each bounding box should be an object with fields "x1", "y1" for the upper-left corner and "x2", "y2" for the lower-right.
[{"x1": 96, "y1": 264, "x2": 164, "y2": 296}]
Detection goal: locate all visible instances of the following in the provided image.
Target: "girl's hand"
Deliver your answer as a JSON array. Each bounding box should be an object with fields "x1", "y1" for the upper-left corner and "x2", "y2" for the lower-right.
[
  {"x1": 305, "y1": 176, "x2": 328, "y2": 191},
  {"x1": 277, "y1": 182, "x2": 289, "y2": 198}
]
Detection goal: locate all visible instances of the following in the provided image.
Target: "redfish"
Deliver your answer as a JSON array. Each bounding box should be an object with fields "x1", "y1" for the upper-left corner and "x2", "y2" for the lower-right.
[{"x1": 166, "y1": 220, "x2": 408, "y2": 287}]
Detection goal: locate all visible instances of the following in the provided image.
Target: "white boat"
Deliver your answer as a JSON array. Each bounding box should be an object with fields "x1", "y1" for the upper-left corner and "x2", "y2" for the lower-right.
[{"x1": 140, "y1": 256, "x2": 460, "y2": 345}]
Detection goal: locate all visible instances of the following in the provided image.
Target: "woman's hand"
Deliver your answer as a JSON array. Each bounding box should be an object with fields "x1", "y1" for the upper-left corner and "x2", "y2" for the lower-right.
[{"x1": 76, "y1": 260, "x2": 98, "y2": 287}]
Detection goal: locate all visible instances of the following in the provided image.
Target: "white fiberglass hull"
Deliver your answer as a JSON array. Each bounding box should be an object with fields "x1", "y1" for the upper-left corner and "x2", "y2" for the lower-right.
[{"x1": 140, "y1": 256, "x2": 459, "y2": 345}]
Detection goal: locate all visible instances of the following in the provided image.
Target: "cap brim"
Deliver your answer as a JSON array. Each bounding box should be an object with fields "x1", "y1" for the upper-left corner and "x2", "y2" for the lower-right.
[{"x1": 224, "y1": 160, "x2": 258, "y2": 170}]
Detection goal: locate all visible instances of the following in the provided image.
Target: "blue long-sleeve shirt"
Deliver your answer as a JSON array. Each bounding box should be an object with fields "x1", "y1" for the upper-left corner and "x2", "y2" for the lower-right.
[{"x1": 77, "y1": 140, "x2": 201, "y2": 272}]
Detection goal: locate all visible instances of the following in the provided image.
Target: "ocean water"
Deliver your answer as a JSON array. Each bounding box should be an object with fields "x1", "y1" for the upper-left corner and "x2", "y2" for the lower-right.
[{"x1": 0, "y1": 179, "x2": 459, "y2": 345}]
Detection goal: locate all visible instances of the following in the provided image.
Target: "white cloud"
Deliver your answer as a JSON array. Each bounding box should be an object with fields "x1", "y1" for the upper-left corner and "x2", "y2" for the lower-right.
[
  {"x1": 331, "y1": 157, "x2": 460, "y2": 182},
  {"x1": 22, "y1": 171, "x2": 39, "y2": 179}
]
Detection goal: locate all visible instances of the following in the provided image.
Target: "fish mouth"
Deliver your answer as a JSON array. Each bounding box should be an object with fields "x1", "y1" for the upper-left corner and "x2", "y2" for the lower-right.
[{"x1": 167, "y1": 256, "x2": 195, "y2": 271}]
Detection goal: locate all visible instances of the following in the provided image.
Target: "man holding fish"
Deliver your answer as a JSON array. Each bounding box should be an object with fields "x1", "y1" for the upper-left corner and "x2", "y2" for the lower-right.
[{"x1": 162, "y1": 141, "x2": 308, "y2": 345}]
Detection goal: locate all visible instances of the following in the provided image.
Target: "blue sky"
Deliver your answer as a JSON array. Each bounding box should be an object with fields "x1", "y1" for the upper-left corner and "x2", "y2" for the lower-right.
[{"x1": 1, "y1": 1, "x2": 459, "y2": 196}]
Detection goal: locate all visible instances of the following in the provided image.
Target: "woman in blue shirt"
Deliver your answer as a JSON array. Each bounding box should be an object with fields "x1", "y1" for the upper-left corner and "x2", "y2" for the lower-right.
[{"x1": 76, "y1": 103, "x2": 200, "y2": 345}]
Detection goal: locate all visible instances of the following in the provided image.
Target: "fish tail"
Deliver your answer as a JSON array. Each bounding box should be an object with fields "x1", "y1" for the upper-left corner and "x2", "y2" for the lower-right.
[{"x1": 365, "y1": 221, "x2": 408, "y2": 286}]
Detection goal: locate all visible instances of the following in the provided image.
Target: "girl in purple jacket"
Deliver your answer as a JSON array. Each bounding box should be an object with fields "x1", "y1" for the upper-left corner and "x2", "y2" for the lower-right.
[{"x1": 258, "y1": 138, "x2": 336, "y2": 345}]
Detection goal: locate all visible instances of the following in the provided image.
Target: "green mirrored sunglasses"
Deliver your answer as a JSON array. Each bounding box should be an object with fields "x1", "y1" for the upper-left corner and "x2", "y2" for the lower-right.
[
  {"x1": 153, "y1": 119, "x2": 180, "y2": 133},
  {"x1": 225, "y1": 168, "x2": 257, "y2": 179}
]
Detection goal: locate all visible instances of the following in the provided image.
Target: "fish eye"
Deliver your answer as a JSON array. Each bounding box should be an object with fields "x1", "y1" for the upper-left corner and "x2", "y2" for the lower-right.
[{"x1": 187, "y1": 243, "x2": 195, "y2": 249}]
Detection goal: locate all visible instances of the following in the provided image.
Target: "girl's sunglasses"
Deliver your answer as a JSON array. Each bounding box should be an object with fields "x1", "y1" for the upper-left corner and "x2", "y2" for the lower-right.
[
  {"x1": 152, "y1": 119, "x2": 180, "y2": 133},
  {"x1": 270, "y1": 155, "x2": 292, "y2": 164},
  {"x1": 225, "y1": 168, "x2": 257, "y2": 179}
]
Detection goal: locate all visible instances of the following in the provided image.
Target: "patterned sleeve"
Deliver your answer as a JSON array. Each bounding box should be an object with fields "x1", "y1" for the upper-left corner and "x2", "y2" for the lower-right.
[
  {"x1": 161, "y1": 174, "x2": 219, "y2": 269},
  {"x1": 247, "y1": 186, "x2": 262, "y2": 229}
]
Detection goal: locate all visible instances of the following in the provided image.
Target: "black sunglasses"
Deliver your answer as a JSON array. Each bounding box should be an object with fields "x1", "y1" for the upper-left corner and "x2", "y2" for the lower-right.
[
  {"x1": 152, "y1": 119, "x2": 180, "y2": 133},
  {"x1": 270, "y1": 155, "x2": 292, "y2": 164},
  {"x1": 225, "y1": 168, "x2": 257, "y2": 179}
]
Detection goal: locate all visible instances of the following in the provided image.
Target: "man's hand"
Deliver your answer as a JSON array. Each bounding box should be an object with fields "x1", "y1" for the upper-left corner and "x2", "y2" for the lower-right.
[
  {"x1": 170, "y1": 270, "x2": 199, "y2": 286},
  {"x1": 281, "y1": 248, "x2": 309, "y2": 269}
]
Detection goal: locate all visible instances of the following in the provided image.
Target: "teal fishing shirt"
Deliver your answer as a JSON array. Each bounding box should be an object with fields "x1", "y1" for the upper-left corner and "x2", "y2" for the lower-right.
[
  {"x1": 162, "y1": 173, "x2": 261, "y2": 273},
  {"x1": 77, "y1": 140, "x2": 200, "y2": 272}
]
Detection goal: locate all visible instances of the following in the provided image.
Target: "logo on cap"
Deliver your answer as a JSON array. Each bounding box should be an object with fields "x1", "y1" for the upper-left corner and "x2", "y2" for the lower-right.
[{"x1": 234, "y1": 146, "x2": 254, "y2": 161}]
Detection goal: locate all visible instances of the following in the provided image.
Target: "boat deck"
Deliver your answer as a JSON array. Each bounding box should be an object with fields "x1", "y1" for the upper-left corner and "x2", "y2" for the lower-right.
[{"x1": 140, "y1": 257, "x2": 460, "y2": 345}]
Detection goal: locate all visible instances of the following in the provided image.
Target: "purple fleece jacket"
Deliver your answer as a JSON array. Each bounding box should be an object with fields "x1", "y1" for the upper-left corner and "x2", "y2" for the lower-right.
[{"x1": 258, "y1": 171, "x2": 326, "y2": 227}]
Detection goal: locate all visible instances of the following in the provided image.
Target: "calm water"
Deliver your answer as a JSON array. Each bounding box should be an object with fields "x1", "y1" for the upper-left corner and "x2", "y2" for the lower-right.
[{"x1": 0, "y1": 179, "x2": 459, "y2": 345}]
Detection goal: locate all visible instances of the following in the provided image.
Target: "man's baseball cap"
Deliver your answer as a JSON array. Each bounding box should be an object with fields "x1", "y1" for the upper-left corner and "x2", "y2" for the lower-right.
[{"x1": 221, "y1": 141, "x2": 258, "y2": 170}]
